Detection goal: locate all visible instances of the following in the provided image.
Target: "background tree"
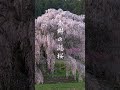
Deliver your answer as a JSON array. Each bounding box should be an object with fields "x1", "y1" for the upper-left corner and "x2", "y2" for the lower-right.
[{"x1": 35, "y1": 0, "x2": 85, "y2": 17}]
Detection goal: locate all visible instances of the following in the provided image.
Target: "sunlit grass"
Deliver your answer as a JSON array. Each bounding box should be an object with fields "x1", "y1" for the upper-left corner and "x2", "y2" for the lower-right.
[{"x1": 35, "y1": 81, "x2": 85, "y2": 90}]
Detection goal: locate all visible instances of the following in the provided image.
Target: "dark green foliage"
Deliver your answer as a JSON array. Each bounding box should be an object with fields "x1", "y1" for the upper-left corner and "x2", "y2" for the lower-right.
[{"x1": 35, "y1": 0, "x2": 85, "y2": 17}]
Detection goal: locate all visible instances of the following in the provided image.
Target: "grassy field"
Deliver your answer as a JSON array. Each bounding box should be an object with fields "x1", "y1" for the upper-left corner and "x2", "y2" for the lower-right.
[
  {"x1": 35, "y1": 81, "x2": 85, "y2": 90},
  {"x1": 36, "y1": 60, "x2": 85, "y2": 90}
]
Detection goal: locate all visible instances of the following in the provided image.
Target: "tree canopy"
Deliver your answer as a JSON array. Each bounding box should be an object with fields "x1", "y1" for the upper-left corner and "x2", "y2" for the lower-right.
[{"x1": 35, "y1": 0, "x2": 85, "y2": 17}]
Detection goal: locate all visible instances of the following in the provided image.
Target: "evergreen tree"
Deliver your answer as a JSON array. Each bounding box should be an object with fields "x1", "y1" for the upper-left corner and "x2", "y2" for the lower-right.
[{"x1": 35, "y1": 0, "x2": 85, "y2": 17}]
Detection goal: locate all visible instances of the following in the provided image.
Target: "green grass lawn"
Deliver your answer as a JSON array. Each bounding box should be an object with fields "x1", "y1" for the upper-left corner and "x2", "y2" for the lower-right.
[
  {"x1": 36, "y1": 60, "x2": 85, "y2": 90},
  {"x1": 35, "y1": 81, "x2": 85, "y2": 90}
]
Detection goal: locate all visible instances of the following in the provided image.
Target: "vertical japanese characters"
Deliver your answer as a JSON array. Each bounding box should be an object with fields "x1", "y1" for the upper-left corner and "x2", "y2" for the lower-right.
[
  {"x1": 57, "y1": 20, "x2": 64, "y2": 60},
  {"x1": 35, "y1": 9, "x2": 85, "y2": 84}
]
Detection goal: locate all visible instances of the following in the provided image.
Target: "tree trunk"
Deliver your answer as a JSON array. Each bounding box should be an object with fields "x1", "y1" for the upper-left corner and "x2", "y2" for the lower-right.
[
  {"x1": 0, "y1": 0, "x2": 34, "y2": 89},
  {"x1": 86, "y1": 0, "x2": 120, "y2": 89}
]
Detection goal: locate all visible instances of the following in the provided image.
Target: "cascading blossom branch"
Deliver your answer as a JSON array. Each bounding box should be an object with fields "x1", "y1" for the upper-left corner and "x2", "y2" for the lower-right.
[{"x1": 35, "y1": 8, "x2": 85, "y2": 84}]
